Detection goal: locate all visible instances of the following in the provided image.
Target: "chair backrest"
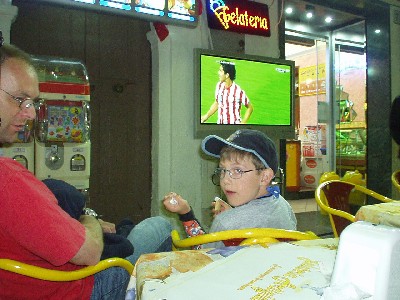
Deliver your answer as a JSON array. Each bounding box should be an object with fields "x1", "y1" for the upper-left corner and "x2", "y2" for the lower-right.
[
  {"x1": 315, "y1": 180, "x2": 356, "y2": 237},
  {"x1": 392, "y1": 170, "x2": 400, "y2": 192},
  {"x1": 315, "y1": 180, "x2": 394, "y2": 237},
  {"x1": 171, "y1": 228, "x2": 319, "y2": 250}
]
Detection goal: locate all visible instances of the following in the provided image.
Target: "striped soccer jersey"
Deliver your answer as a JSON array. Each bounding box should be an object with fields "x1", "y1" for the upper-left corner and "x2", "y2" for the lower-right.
[{"x1": 215, "y1": 81, "x2": 250, "y2": 124}]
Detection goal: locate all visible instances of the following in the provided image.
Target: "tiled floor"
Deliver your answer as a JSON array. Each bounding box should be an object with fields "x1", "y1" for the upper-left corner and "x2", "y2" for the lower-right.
[
  {"x1": 288, "y1": 198, "x2": 334, "y2": 238},
  {"x1": 288, "y1": 198, "x2": 319, "y2": 213}
]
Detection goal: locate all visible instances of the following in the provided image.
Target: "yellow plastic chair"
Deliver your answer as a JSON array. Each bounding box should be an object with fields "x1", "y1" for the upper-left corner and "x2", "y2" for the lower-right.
[
  {"x1": 392, "y1": 170, "x2": 400, "y2": 192},
  {"x1": 315, "y1": 180, "x2": 394, "y2": 238},
  {"x1": 0, "y1": 257, "x2": 134, "y2": 281},
  {"x1": 171, "y1": 228, "x2": 319, "y2": 250}
]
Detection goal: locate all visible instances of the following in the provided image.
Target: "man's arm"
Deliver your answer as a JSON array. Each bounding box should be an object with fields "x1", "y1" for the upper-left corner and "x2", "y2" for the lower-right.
[
  {"x1": 241, "y1": 102, "x2": 254, "y2": 124},
  {"x1": 70, "y1": 215, "x2": 104, "y2": 266},
  {"x1": 201, "y1": 101, "x2": 218, "y2": 123}
]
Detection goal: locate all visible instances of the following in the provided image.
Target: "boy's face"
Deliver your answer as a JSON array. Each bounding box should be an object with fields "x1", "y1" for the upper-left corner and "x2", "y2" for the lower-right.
[{"x1": 218, "y1": 154, "x2": 272, "y2": 207}]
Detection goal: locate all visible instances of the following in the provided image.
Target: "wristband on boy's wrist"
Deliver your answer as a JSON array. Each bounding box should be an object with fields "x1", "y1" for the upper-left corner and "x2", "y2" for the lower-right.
[{"x1": 178, "y1": 208, "x2": 195, "y2": 222}]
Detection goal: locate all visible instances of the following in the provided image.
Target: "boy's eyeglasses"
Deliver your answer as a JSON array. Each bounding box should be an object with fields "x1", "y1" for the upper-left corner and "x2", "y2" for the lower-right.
[
  {"x1": 0, "y1": 88, "x2": 40, "y2": 110},
  {"x1": 211, "y1": 167, "x2": 265, "y2": 186}
]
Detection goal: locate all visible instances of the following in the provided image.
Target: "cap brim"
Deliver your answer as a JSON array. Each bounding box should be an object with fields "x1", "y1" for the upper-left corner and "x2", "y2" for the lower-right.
[{"x1": 201, "y1": 135, "x2": 230, "y2": 158}]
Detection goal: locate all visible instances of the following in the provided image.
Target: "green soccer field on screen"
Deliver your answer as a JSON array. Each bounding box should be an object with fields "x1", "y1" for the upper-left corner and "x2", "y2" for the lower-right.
[{"x1": 200, "y1": 54, "x2": 292, "y2": 126}]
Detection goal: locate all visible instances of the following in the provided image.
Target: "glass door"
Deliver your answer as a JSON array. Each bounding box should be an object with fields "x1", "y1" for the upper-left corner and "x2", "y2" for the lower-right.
[
  {"x1": 286, "y1": 33, "x2": 330, "y2": 191},
  {"x1": 333, "y1": 21, "x2": 366, "y2": 178}
]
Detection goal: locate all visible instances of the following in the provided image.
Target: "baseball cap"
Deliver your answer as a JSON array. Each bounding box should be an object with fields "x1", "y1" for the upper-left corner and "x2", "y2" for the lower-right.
[
  {"x1": 390, "y1": 95, "x2": 400, "y2": 145},
  {"x1": 201, "y1": 129, "x2": 278, "y2": 174}
]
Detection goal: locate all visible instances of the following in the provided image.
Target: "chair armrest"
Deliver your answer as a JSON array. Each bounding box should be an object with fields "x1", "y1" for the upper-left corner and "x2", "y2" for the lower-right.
[
  {"x1": 172, "y1": 228, "x2": 319, "y2": 250},
  {"x1": 0, "y1": 257, "x2": 134, "y2": 281}
]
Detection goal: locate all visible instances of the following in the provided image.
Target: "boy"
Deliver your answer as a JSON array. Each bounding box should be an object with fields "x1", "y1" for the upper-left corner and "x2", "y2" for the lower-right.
[{"x1": 163, "y1": 129, "x2": 297, "y2": 248}]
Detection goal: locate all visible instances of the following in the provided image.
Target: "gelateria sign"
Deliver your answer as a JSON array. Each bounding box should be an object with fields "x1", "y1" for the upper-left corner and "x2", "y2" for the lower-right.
[{"x1": 206, "y1": 0, "x2": 271, "y2": 37}]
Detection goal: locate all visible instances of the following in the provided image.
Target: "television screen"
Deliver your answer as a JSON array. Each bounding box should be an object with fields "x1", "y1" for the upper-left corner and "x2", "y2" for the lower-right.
[{"x1": 194, "y1": 48, "x2": 295, "y2": 139}]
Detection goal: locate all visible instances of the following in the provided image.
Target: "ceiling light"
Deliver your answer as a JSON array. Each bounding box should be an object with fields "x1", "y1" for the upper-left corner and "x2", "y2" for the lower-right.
[
  {"x1": 285, "y1": 7, "x2": 293, "y2": 14},
  {"x1": 305, "y1": 4, "x2": 315, "y2": 19},
  {"x1": 325, "y1": 16, "x2": 333, "y2": 23}
]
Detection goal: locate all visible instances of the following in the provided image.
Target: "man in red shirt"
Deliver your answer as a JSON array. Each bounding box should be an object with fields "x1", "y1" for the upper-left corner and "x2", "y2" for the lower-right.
[{"x1": 0, "y1": 43, "x2": 129, "y2": 299}]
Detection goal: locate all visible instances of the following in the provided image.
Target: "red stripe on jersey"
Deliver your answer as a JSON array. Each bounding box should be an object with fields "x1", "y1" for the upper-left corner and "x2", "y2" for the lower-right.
[{"x1": 226, "y1": 85, "x2": 231, "y2": 124}]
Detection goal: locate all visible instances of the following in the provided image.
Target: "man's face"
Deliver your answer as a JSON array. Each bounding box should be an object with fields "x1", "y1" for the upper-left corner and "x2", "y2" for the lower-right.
[
  {"x1": 0, "y1": 58, "x2": 39, "y2": 144},
  {"x1": 218, "y1": 65, "x2": 229, "y2": 83}
]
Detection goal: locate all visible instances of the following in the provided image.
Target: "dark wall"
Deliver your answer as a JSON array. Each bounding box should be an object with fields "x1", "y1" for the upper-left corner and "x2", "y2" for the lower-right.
[{"x1": 11, "y1": 0, "x2": 153, "y2": 224}]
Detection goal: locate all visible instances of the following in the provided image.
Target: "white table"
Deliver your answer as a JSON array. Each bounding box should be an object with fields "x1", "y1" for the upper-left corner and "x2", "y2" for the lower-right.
[{"x1": 125, "y1": 238, "x2": 338, "y2": 300}]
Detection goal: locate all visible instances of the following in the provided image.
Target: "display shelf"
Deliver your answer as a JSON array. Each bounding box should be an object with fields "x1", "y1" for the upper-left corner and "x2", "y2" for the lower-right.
[
  {"x1": 336, "y1": 122, "x2": 366, "y2": 176},
  {"x1": 336, "y1": 121, "x2": 366, "y2": 129}
]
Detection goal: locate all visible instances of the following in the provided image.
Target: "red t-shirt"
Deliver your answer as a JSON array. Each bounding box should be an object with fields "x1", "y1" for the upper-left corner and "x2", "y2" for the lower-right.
[{"x1": 0, "y1": 158, "x2": 94, "y2": 299}]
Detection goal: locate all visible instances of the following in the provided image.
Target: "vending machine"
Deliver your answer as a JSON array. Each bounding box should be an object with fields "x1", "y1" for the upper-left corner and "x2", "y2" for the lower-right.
[
  {"x1": 33, "y1": 56, "x2": 91, "y2": 192},
  {"x1": 0, "y1": 120, "x2": 35, "y2": 173}
]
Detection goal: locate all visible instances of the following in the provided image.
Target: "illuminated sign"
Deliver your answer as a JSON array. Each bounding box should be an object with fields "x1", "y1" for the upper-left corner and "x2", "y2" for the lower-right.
[
  {"x1": 100, "y1": 0, "x2": 132, "y2": 11},
  {"x1": 38, "y1": 0, "x2": 198, "y2": 27},
  {"x1": 206, "y1": 0, "x2": 270, "y2": 37}
]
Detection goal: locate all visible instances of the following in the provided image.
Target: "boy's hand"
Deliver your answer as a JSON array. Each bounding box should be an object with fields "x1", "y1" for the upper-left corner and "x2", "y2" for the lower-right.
[
  {"x1": 163, "y1": 192, "x2": 191, "y2": 215},
  {"x1": 211, "y1": 197, "x2": 232, "y2": 217}
]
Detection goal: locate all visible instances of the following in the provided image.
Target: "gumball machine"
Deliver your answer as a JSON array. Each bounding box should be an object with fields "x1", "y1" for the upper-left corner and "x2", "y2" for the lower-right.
[{"x1": 32, "y1": 56, "x2": 91, "y2": 192}]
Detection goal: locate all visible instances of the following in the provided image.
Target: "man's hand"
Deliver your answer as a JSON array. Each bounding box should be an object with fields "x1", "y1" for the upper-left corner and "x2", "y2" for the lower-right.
[{"x1": 98, "y1": 219, "x2": 116, "y2": 233}]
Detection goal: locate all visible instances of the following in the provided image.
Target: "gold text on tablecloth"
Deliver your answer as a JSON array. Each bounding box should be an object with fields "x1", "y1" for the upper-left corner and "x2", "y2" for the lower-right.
[
  {"x1": 238, "y1": 257, "x2": 319, "y2": 300},
  {"x1": 238, "y1": 264, "x2": 280, "y2": 290}
]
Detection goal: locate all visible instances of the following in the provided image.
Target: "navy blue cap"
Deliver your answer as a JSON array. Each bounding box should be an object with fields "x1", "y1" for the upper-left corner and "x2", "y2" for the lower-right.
[{"x1": 201, "y1": 129, "x2": 278, "y2": 174}]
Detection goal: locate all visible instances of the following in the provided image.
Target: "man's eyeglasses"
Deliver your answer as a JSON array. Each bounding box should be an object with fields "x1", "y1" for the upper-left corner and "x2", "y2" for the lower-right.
[
  {"x1": 0, "y1": 88, "x2": 39, "y2": 110},
  {"x1": 211, "y1": 167, "x2": 265, "y2": 186}
]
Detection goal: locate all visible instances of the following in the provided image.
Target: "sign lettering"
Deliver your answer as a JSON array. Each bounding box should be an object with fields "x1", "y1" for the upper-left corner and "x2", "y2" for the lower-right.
[{"x1": 207, "y1": 0, "x2": 271, "y2": 37}]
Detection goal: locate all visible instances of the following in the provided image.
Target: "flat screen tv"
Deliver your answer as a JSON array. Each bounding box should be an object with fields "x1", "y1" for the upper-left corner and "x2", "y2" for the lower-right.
[{"x1": 194, "y1": 48, "x2": 295, "y2": 140}]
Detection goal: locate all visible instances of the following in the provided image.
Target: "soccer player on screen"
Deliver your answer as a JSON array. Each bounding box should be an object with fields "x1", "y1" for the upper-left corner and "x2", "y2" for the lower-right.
[{"x1": 201, "y1": 61, "x2": 254, "y2": 124}]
